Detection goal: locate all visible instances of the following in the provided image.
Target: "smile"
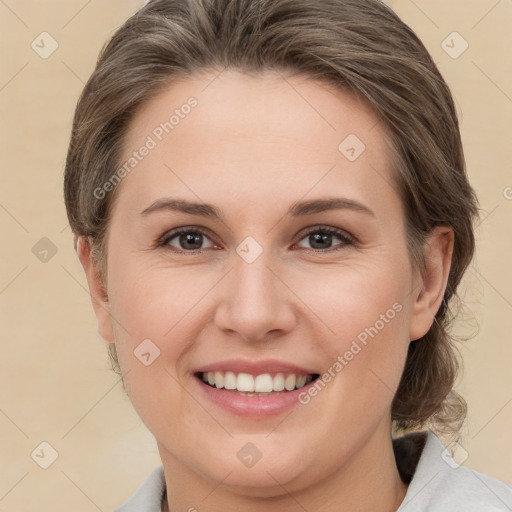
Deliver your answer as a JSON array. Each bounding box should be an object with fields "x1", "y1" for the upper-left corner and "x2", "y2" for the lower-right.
[
  {"x1": 198, "y1": 371, "x2": 319, "y2": 394},
  {"x1": 193, "y1": 366, "x2": 321, "y2": 416}
]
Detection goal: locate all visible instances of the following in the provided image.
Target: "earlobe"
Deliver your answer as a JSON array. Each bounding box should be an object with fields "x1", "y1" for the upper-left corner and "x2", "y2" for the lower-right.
[
  {"x1": 409, "y1": 226, "x2": 454, "y2": 341},
  {"x1": 76, "y1": 236, "x2": 115, "y2": 343}
]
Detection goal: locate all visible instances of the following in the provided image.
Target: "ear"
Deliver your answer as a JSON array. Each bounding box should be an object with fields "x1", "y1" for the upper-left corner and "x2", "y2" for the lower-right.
[
  {"x1": 76, "y1": 236, "x2": 115, "y2": 343},
  {"x1": 409, "y1": 226, "x2": 454, "y2": 342}
]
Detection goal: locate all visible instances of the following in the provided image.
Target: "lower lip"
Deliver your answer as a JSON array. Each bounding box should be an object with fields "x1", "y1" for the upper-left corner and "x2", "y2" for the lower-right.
[{"x1": 194, "y1": 376, "x2": 316, "y2": 417}]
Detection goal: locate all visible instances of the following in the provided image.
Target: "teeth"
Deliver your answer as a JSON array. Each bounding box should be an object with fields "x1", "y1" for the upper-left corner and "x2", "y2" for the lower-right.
[
  {"x1": 296, "y1": 375, "x2": 307, "y2": 388},
  {"x1": 273, "y1": 373, "x2": 285, "y2": 391},
  {"x1": 237, "y1": 373, "x2": 254, "y2": 392},
  {"x1": 214, "y1": 371, "x2": 224, "y2": 389},
  {"x1": 254, "y1": 374, "x2": 273, "y2": 392},
  {"x1": 224, "y1": 371, "x2": 237, "y2": 390},
  {"x1": 284, "y1": 374, "x2": 296, "y2": 391},
  {"x1": 201, "y1": 371, "x2": 313, "y2": 393}
]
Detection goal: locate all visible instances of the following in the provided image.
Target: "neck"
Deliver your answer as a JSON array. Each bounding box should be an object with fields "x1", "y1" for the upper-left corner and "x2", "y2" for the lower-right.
[{"x1": 159, "y1": 423, "x2": 408, "y2": 512}]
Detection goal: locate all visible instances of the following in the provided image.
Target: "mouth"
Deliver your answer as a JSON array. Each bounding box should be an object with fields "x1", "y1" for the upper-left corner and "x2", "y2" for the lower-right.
[
  {"x1": 192, "y1": 359, "x2": 322, "y2": 416},
  {"x1": 195, "y1": 371, "x2": 321, "y2": 396}
]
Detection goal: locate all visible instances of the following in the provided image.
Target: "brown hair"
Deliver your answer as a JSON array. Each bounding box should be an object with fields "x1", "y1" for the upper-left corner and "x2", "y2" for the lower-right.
[{"x1": 64, "y1": 0, "x2": 479, "y2": 438}]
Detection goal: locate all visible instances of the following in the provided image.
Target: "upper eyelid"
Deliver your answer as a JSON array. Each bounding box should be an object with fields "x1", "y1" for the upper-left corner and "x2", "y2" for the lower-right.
[
  {"x1": 159, "y1": 225, "x2": 354, "y2": 248},
  {"x1": 159, "y1": 225, "x2": 217, "y2": 244}
]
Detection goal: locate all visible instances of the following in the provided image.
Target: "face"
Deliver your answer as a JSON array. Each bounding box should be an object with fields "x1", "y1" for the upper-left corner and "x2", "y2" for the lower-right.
[{"x1": 84, "y1": 69, "x2": 443, "y2": 496}]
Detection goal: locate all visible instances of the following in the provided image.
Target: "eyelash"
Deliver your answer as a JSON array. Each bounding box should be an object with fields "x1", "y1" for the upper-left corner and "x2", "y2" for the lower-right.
[{"x1": 156, "y1": 225, "x2": 355, "y2": 254}]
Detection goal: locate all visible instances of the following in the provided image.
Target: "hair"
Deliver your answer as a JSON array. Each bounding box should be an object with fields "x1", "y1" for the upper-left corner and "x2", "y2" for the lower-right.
[{"x1": 64, "y1": 0, "x2": 479, "y2": 439}]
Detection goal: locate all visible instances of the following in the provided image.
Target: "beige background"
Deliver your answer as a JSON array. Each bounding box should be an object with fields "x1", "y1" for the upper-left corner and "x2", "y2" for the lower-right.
[{"x1": 1, "y1": 0, "x2": 511, "y2": 510}]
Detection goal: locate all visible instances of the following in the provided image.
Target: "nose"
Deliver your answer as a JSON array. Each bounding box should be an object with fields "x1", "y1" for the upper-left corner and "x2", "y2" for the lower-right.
[{"x1": 213, "y1": 247, "x2": 297, "y2": 343}]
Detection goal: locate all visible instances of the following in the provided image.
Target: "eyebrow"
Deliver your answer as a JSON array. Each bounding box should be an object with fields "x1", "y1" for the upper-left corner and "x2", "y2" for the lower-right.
[{"x1": 140, "y1": 196, "x2": 375, "y2": 220}]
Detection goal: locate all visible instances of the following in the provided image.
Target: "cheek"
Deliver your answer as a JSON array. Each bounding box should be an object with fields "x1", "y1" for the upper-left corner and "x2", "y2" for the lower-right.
[
  {"x1": 105, "y1": 259, "x2": 208, "y2": 411},
  {"x1": 294, "y1": 252, "x2": 412, "y2": 408},
  {"x1": 294, "y1": 250, "x2": 411, "y2": 347},
  {"x1": 109, "y1": 256, "x2": 211, "y2": 343}
]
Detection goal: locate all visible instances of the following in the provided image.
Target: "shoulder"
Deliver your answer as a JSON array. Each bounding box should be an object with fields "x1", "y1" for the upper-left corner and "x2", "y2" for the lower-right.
[
  {"x1": 113, "y1": 465, "x2": 166, "y2": 512},
  {"x1": 396, "y1": 430, "x2": 512, "y2": 511}
]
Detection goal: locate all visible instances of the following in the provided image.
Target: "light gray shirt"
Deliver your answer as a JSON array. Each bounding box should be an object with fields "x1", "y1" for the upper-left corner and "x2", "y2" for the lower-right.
[{"x1": 114, "y1": 430, "x2": 512, "y2": 511}]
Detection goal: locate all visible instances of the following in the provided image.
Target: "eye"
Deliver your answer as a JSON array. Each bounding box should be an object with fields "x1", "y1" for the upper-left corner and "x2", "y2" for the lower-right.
[
  {"x1": 159, "y1": 227, "x2": 216, "y2": 252},
  {"x1": 295, "y1": 226, "x2": 354, "y2": 251},
  {"x1": 158, "y1": 225, "x2": 354, "y2": 254}
]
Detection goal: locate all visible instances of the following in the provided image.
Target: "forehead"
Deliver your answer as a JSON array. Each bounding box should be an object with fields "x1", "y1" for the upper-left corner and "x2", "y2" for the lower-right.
[{"x1": 115, "y1": 69, "x2": 399, "y2": 217}]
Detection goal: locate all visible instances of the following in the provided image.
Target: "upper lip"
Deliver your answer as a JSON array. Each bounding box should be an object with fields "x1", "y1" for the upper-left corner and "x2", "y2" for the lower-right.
[{"x1": 194, "y1": 358, "x2": 318, "y2": 377}]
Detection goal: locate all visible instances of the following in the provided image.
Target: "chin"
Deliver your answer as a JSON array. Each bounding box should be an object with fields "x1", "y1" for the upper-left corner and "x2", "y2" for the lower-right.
[
  {"x1": 193, "y1": 439, "x2": 320, "y2": 496},
  {"x1": 214, "y1": 461, "x2": 310, "y2": 498}
]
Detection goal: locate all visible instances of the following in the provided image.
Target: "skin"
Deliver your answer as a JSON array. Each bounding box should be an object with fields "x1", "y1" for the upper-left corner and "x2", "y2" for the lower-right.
[{"x1": 78, "y1": 69, "x2": 454, "y2": 512}]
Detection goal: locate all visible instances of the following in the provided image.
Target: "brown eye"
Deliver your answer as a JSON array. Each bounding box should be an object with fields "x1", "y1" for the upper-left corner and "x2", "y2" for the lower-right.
[
  {"x1": 160, "y1": 228, "x2": 215, "y2": 252},
  {"x1": 295, "y1": 227, "x2": 354, "y2": 251}
]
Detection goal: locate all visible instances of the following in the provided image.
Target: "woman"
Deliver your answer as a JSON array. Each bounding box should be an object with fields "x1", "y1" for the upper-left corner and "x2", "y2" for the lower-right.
[{"x1": 64, "y1": 0, "x2": 512, "y2": 510}]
